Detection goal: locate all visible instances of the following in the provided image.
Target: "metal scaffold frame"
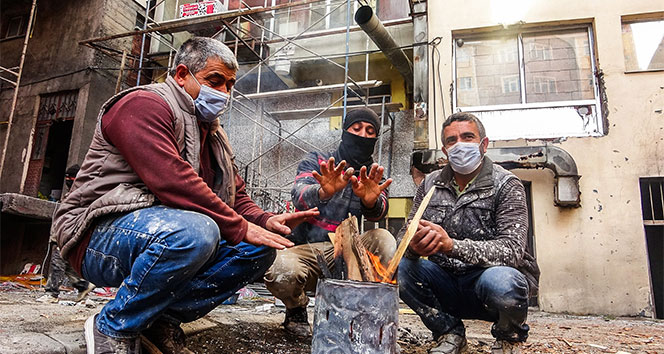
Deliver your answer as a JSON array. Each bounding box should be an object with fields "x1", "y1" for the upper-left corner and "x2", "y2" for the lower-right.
[
  {"x1": 78, "y1": 0, "x2": 411, "y2": 212},
  {"x1": 0, "y1": 0, "x2": 38, "y2": 181}
]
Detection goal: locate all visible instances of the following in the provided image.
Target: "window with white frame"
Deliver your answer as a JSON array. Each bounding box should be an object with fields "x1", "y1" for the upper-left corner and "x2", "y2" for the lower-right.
[{"x1": 453, "y1": 25, "x2": 603, "y2": 140}]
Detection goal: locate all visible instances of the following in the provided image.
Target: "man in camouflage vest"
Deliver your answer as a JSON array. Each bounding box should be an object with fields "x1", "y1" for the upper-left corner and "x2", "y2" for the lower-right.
[{"x1": 398, "y1": 112, "x2": 540, "y2": 354}]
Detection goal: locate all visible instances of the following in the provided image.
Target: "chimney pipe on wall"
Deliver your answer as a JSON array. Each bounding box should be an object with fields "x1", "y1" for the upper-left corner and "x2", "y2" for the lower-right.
[{"x1": 355, "y1": 6, "x2": 414, "y2": 86}]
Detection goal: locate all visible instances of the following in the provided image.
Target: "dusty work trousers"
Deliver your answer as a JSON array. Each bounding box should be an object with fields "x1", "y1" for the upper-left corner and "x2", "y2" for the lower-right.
[
  {"x1": 398, "y1": 258, "x2": 530, "y2": 342},
  {"x1": 81, "y1": 205, "x2": 275, "y2": 339},
  {"x1": 264, "y1": 228, "x2": 396, "y2": 309}
]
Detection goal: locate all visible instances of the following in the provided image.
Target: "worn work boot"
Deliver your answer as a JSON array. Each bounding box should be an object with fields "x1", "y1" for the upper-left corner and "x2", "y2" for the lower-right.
[
  {"x1": 142, "y1": 319, "x2": 194, "y2": 354},
  {"x1": 84, "y1": 314, "x2": 141, "y2": 354},
  {"x1": 76, "y1": 283, "x2": 97, "y2": 302},
  {"x1": 430, "y1": 333, "x2": 468, "y2": 354},
  {"x1": 491, "y1": 340, "x2": 522, "y2": 354},
  {"x1": 283, "y1": 306, "x2": 312, "y2": 337}
]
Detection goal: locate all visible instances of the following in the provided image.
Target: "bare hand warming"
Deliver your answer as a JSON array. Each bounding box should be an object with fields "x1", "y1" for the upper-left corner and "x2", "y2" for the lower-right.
[
  {"x1": 244, "y1": 222, "x2": 294, "y2": 250},
  {"x1": 312, "y1": 157, "x2": 354, "y2": 200},
  {"x1": 350, "y1": 163, "x2": 392, "y2": 208},
  {"x1": 265, "y1": 208, "x2": 320, "y2": 235}
]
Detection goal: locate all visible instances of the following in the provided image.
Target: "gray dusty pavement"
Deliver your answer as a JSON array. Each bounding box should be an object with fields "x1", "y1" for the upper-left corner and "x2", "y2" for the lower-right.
[{"x1": 0, "y1": 288, "x2": 662, "y2": 354}]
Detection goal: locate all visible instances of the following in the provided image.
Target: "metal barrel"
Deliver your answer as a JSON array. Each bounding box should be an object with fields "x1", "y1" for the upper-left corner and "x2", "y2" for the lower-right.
[{"x1": 311, "y1": 278, "x2": 399, "y2": 354}]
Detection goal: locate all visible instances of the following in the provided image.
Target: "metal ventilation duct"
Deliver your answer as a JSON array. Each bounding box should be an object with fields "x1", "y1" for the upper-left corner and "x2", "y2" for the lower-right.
[{"x1": 355, "y1": 6, "x2": 413, "y2": 86}]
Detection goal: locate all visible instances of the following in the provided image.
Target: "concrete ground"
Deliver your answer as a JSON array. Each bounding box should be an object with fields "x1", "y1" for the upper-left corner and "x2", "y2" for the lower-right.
[{"x1": 0, "y1": 287, "x2": 662, "y2": 354}]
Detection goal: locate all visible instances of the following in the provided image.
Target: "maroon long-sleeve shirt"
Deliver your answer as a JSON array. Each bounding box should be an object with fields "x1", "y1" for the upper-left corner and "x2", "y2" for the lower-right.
[{"x1": 69, "y1": 91, "x2": 271, "y2": 272}]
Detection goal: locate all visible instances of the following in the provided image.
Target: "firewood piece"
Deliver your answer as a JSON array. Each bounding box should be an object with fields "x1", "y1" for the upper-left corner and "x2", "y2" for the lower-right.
[
  {"x1": 314, "y1": 248, "x2": 332, "y2": 279},
  {"x1": 348, "y1": 216, "x2": 375, "y2": 282},
  {"x1": 382, "y1": 186, "x2": 436, "y2": 282},
  {"x1": 337, "y1": 218, "x2": 363, "y2": 281},
  {"x1": 332, "y1": 222, "x2": 346, "y2": 280}
]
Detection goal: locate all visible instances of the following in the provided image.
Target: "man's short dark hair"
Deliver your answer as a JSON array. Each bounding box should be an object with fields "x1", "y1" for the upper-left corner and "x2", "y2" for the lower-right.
[{"x1": 441, "y1": 112, "x2": 486, "y2": 141}]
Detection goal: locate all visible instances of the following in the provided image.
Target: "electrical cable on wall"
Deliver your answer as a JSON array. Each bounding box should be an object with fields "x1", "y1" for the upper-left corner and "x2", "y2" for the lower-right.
[{"x1": 429, "y1": 36, "x2": 445, "y2": 148}]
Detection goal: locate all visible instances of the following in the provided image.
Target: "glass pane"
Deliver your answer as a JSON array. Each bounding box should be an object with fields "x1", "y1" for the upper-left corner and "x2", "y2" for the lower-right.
[
  {"x1": 622, "y1": 19, "x2": 664, "y2": 71},
  {"x1": 376, "y1": 0, "x2": 410, "y2": 21},
  {"x1": 523, "y1": 29, "x2": 594, "y2": 103},
  {"x1": 455, "y1": 37, "x2": 521, "y2": 107},
  {"x1": 327, "y1": 0, "x2": 350, "y2": 31}
]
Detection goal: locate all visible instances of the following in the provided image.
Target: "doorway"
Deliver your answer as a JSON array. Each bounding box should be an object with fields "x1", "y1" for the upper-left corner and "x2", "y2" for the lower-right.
[
  {"x1": 24, "y1": 90, "x2": 77, "y2": 199},
  {"x1": 639, "y1": 178, "x2": 663, "y2": 319}
]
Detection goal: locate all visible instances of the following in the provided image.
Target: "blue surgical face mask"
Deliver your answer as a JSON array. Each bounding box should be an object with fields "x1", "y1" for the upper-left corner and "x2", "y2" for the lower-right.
[
  {"x1": 189, "y1": 70, "x2": 230, "y2": 122},
  {"x1": 446, "y1": 141, "x2": 483, "y2": 175}
]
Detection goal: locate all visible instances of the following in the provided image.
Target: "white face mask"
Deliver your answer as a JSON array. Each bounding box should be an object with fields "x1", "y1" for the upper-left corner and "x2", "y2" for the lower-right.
[
  {"x1": 446, "y1": 141, "x2": 483, "y2": 175},
  {"x1": 189, "y1": 70, "x2": 230, "y2": 122}
]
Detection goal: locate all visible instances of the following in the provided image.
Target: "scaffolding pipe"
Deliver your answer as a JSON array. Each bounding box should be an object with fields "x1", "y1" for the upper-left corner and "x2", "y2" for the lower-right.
[
  {"x1": 235, "y1": 1, "x2": 346, "y2": 84},
  {"x1": 0, "y1": 0, "x2": 38, "y2": 189},
  {"x1": 355, "y1": 5, "x2": 413, "y2": 86},
  {"x1": 237, "y1": 15, "x2": 372, "y2": 105},
  {"x1": 377, "y1": 95, "x2": 385, "y2": 166},
  {"x1": 342, "y1": 0, "x2": 352, "y2": 120},
  {"x1": 136, "y1": 0, "x2": 151, "y2": 85},
  {"x1": 115, "y1": 50, "x2": 127, "y2": 93}
]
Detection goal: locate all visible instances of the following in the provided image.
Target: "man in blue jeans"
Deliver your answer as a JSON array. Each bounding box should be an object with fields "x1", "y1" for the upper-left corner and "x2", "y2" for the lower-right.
[
  {"x1": 398, "y1": 112, "x2": 539, "y2": 354},
  {"x1": 51, "y1": 37, "x2": 317, "y2": 354}
]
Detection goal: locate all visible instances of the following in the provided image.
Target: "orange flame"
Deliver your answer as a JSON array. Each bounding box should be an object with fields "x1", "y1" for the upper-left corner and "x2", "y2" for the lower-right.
[{"x1": 366, "y1": 252, "x2": 396, "y2": 284}]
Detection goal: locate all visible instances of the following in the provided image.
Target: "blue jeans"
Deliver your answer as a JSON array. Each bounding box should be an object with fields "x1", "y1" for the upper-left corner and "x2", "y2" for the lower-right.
[
  {"x1": 82, "y1": 206, "x2": 275, "y2": 339},
  {"x1": 398, "y1": 258, "x2": 530, "y2": 342}
]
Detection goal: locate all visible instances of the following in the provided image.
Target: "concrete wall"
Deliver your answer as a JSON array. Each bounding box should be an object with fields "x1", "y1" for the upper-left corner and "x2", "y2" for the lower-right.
[
  {"x1": 427, "y1": 0, "x2": 663, "y2": 316},
  {"x1": 0, "y1": 0, "x2": 140, "y2": 193}
]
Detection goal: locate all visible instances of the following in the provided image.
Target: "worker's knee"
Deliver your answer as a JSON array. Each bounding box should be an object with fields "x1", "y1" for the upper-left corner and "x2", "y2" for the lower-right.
[
  {"x1": 476, "y1": 266, "x2": 529, "y2": 312},
  {"x1": 361, "y1": 228, "x2": 396, "y2": 264},
  {"x1": 264, "y1": 250, "x2": 309, "y2": 292}
]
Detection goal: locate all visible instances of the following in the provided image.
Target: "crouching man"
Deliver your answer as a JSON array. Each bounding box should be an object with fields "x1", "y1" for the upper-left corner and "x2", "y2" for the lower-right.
[
  {"x1": 51, "y1": 37, "x2": 317, "y2": 354},
  {"x1": 398, "y1": 113, "x2": 540, "y2": 354},
  {"x1": 265, "y1": 108, "x2": 396, "y2": 337}
]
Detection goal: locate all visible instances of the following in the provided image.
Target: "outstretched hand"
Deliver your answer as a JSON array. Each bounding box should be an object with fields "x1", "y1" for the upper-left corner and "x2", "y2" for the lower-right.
[
  {"x1": 350, "y1": 163, "x2": 392, "y2": 208},
  {"x1": 312, "y1": 157, "x2": 354, "y2": 200},
  {"x1": 243, "y1": 222, "x2": 294, "y2": 250},
  {"x1": 266, "y1": 207, "x2": 320, "y2": 235}
]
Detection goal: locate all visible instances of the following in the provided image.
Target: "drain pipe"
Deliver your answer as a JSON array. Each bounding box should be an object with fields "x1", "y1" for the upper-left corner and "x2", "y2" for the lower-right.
[{"x1": 355, "y1": 6, "x2": 413, "y2": 86}]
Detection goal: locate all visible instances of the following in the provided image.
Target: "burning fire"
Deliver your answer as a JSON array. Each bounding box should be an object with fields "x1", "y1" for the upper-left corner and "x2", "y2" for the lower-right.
[{"x1": 366, "y1": 251, "x2": 396, "y2": 284}]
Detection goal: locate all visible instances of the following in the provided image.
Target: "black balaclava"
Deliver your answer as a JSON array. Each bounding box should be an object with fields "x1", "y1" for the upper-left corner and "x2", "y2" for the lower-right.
[{"x1": 335, "y1": 108, "x2": 380, "y2": 170}]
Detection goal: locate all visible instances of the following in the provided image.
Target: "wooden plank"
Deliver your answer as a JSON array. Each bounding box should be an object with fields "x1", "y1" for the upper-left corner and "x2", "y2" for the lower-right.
[
  {"x1": 332, "y1": 221, "x2": 346, "y2": 280},
  {"x1": 338, "y1": 219, "x2": 363, "y2": 281},
  {"x1": 348, "y1": 216, "x2": 375, "y2": 282},
  {"x1": 382, "y1": 186, "x2": 436, "y2": 282}
]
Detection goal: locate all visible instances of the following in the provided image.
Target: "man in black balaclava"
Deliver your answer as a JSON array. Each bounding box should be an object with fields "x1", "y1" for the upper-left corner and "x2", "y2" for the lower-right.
[
  {"x1": 334, "y1": 107, "x2": 381, "y2": 169},
  {"x1": 265, "y1": 107, "x2": 396, "y2": 337}
]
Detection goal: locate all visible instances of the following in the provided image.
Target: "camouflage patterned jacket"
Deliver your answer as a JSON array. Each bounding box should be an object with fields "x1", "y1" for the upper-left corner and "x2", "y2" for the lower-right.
[{"x1": 400, "y1": 156, "x2": 540, "y2": 296}]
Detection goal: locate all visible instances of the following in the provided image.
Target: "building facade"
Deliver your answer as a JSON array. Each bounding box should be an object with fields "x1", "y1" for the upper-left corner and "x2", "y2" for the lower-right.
[
  {"x1": 0, "y1": 0, "x2": 144, "y2": 197},
  {"x1": 425, "y1": 0, "x2": 663, "y2": 318}
]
